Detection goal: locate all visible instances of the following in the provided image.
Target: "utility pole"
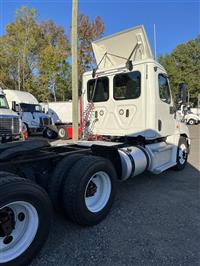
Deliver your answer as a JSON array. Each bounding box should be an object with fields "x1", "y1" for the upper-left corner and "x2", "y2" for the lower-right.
[
  {"x1": 18, "y1": 60, "x2": 21, "y2": 91},
  {"x1": 71, "y1": 0, "x2": 79, "y2": 143},
  {"x1": 187, "y1": 90, "x2": 190, "y2": 106}
]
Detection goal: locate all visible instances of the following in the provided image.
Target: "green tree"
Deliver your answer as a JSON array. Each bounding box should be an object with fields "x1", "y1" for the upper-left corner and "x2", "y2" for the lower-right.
[
  {"x1": 0, "y1": 6, "x2": 39, "y2": 91},
  {"x1": 159, "y1": 35, "x2": 200, "y2": 105},
  {"x1": 0, "y1": 6, "x2": 104, "y2": 101},
  {"x1": 38, "y1": 20, "x2": 70, "y2": 101}
]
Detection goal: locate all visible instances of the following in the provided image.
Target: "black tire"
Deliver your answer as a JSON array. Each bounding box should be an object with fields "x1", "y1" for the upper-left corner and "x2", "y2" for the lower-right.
[
  {"x1": 0, "y1": 174, "x2": 52, "y2": 266},
  {"x1": 43, "y1": 128, "x2": 58, "y2": 139},
  {"x1": 0, "y1": 171, "x2": 16, "y2": 178},
  {"x1": 173, "y1": 137, "x2": 188, "y2": 171},
  {"x1": 62, "y1": 156, "x2": 117, "y2": 226},
  {"x1": 48, "y1": 154, "x2": 84, "y2": 211},
  {"x1": 188, "y1": 119, "x2": 195, "y2": 125},
  {"x1": 58, "y1": 127, "x2": 67, "y2": 140}
]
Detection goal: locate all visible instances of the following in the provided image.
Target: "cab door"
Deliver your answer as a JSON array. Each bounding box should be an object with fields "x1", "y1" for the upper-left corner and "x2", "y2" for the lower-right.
[{"x1": 156, "y1": 72, "x2": 176, "y2": 136}]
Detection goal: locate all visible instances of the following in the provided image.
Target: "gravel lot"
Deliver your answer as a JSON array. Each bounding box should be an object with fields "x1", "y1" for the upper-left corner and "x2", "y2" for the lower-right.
[{"x1": 31, "y1": 125, "x2": 200, "y2": 266}]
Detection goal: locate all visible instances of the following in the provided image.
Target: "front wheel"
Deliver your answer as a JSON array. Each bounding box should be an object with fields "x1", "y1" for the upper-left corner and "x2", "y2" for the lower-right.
[
  {"x1": 43, "y1": 128, "x2": 58, "y2": 139},
  {"x1": 62, "y1": 156, "x2": 117, "y2": 226},
  {"x1": 188, "y1": 119, "x2": 195, "y2": 125},
  {"x1": 173, "y1": 137, "x2": 188, "y2": 171},
  {"x1": 0, "y1": 174, "x2": 52, "y2": 266}
]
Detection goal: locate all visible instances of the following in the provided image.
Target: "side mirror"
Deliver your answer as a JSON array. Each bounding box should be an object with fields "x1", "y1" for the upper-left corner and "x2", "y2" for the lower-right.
[
  {"x1": 12, "y1": 101, "x2": 16, "y2": 111},
  {"x1": 12, "y1": 101, "x2": 20, "y2": 112},
  {"x1": 178, "y1": 83, "x2": 187, "y2": 104}
]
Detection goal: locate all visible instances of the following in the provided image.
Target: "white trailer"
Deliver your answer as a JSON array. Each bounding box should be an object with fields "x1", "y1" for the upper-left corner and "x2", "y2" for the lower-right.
[
  {"x1": 46, "y1": 101, "x2": 74, "y2": 124},
  {"x1": 0, "y1": 25, "x2": 190, "y2": 266},
  {"x1": 41, "y1": 101, "x2": 81, "y2": 139},
  {"x1": 4, "y1": 89, "x2": 53, "y2": 136}
]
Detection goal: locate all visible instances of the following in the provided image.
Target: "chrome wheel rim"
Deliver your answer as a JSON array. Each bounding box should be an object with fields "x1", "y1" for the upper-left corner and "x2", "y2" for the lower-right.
[
  {"x1": 59, "y1": 128, "x2": 66, "y2": 138},
  {"x1": 0, "y1": 201, "x2": 39, "y2": 263},
  {"x1": 178, "y1": 143, "x2": 187, "y2": 165},
  {"x1": 85, "y1": 171, "x2": 111, "y2": 213}
]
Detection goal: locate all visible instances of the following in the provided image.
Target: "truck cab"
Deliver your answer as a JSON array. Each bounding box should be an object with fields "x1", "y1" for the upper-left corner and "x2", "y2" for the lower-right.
[
  {"x1": 82, "y1": 25, "x2": 189, "y2": 141},
  {"x1": 0, "y1": 88, "x2": 21, "y2": 142}
]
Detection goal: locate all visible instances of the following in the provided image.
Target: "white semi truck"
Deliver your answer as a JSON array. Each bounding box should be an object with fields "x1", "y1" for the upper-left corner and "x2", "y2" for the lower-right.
[
  {"x1": 177, "y1": 105, "x2": 199, "y2": 125},
  {"x1": 0, "y1": 26, "x2": 190, "y2": 265},
  {"x1": 0, "y1": 88, "x2": 21, "y2": 142},
  {"x1": 4, "y1": 89, "x2": 53, "y2": 136}
]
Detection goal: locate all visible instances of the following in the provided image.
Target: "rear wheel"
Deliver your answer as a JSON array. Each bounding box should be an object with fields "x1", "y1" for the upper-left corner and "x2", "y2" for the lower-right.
[
  {"x1": 62, "y1": 156, "x2": 117, "y2": 226},
  {"x1": 0, "y1": 174, "x2": 52, "y2": 266},
  {"x1": 48, "y1": 154, "x2": 84, "y2": 211},
  {"x1": 58, "y1": 127, "x2": 67, "y2": 139}
]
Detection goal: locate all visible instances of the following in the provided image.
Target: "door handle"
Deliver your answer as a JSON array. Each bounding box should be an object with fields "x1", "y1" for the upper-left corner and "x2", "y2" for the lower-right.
[{"x1": 158, "y1": 120, "x2": 162, "y2": 131}]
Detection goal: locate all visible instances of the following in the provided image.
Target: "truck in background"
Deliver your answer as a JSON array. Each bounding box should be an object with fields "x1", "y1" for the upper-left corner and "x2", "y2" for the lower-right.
[
  {"x1": 0, "y1": 88, "x2": 22, "y2": 142},
  {"x1": 4, "y1": 89, "x2": 53, "y2": 136},
  {"x1": 177, "y1": 104, "x2": 199, "y2": 125},
  {"x1": 42, "y1": 101, "x2": 81, "y2": 139}
]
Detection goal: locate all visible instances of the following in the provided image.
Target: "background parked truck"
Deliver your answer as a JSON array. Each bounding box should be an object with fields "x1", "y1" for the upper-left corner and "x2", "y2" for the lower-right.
[
  {"x1": 4, "y1": 89, "x2": 53, "y2": 136},
  {"x1": 0, "y1": 88, "x2": 22, "y2": 142},
  {"x1": 42, "y1": 101, "x2": 81, "y2": 139},
  {"x1": 177, "y1": 104, "x2": 199, "y2": 125}
]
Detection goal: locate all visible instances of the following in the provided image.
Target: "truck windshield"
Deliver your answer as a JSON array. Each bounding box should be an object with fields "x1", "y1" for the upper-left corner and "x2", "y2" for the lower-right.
[
  {"x1": 20, "y1": 103, "x2": 42, "y2": 113},
  {"x1": 0, "y1": 95, "x2": 9, "y2": 109}
]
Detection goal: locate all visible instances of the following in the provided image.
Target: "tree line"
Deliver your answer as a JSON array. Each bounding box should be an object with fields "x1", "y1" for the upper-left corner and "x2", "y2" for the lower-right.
[
  {"x1": 158, "y1": 35, "x2": 200, "y2": 106},
  {"x1": 0, "y1": 6, "x2": 199, "y2": 105},
  {"x1": 0, "y1": 6, "x2": 104, "y2": 101}
]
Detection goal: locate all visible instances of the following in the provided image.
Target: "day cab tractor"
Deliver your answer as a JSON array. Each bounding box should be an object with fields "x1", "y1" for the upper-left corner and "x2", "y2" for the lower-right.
[{"x1": 0, "y1": 25, "x2": 190, "y2": 266}]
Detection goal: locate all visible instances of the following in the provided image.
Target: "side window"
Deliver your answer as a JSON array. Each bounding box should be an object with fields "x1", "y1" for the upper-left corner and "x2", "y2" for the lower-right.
[
  {"x1": 87, "y1": 77, "x2": 109, "y2": 102},
  {"x1": 113, "y1": 71, "x2": 141, "y2": 100},
  {"x1": 158, "y1": 74, "x2": 171, "y2": 104}
]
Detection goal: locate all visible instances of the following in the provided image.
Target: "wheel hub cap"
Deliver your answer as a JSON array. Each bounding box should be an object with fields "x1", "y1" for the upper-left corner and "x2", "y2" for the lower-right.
[
  {"x1": 178, "y1": 143, "x2": 187, "y2": 164},
  {"x1": 0, "y1": 207, "x2": 15, "y2": 237},
  {"x1": 0, "y1": 201, "x2": 39, "y2": 263},
  {"x1": 86, "y1": 181, "x2": 97, "y2": 197},
  {"x1": 84, "y1": 171, "x2": 111, "y2": 213}
]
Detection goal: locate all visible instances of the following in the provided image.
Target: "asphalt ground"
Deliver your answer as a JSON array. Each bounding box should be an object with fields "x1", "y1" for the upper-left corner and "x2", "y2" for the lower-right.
[{"x1": 31, "y1": 125, "x2": 200, "y2": 266}]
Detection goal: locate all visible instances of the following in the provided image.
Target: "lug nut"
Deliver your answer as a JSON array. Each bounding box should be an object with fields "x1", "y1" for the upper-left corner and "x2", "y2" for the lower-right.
[
  {"x1": 3, "y1": 235, "x2": 13, "y2": 245},
  {"x1": 18, "y1": 212, "x2": 25, "y2": 222}
]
